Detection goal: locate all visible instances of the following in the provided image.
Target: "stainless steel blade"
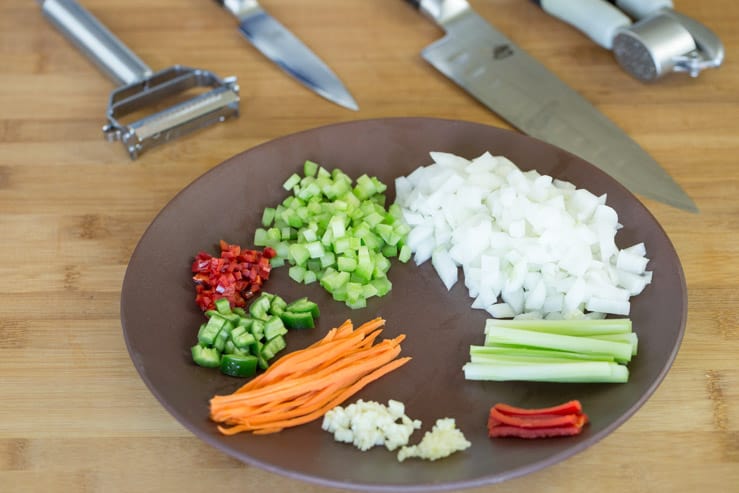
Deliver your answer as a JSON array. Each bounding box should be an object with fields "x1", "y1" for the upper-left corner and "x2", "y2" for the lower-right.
[
  {"x1": 419, "y1": 4, "x2": 697, "y2": 212},
  {"x1": 231, "y1": 3, "x2": 357, "y2": 111}
]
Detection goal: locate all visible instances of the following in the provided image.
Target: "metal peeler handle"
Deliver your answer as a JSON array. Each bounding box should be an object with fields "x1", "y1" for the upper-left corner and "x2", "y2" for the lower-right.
[{"x1": 39, "y1": 0, "x2": 152, "y2": 86}]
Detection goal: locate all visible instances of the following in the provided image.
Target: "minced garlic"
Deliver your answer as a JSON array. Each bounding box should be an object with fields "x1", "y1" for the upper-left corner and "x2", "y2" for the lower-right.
[
  {"x1": 397, "y1": 418, "x2": 471, "y2": 462},
  {"x1": 321, "y1": 399, "x2": 421, "y2": 452}
]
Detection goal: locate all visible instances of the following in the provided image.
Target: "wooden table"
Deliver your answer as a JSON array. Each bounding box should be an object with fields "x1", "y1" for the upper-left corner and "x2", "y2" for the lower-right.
[{"x1": 2, "y1": 1, "x2": 737, "y2": 491}]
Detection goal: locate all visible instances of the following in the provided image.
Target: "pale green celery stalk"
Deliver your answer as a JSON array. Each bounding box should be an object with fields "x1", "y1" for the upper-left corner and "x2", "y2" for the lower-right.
[
  {"x1": 470, "y1": 345, "x2": 616, "y2": 362},
  {"x1": 484, "y1": 326, "x2": 633, "y2": 363},
  {"x1": 470, "y1": 353, "x2": 605, "y2": 366},
  {"x1": 462, "y1": 361, "x2": 629, "y2": 383},
  {"x1": 591, "y1": 332, "x2": 639, "y2": 356},
  {"x1": 484, "y1": 318, "x2": 632, "y2": 336}
]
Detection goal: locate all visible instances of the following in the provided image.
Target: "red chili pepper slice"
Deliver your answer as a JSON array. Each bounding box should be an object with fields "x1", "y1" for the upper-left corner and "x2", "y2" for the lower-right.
[
  {"x1": 488, "y1": 408, "x2": 583, "y2": 429},
  {"x1": 487, "y1": 400, "x2": 588, "y2": 439},
  {"x1": 493, "y1": 400, "x2": 583, "y2": 417},
  {"x1": 487, "y1": 424, "x2": 584, "y2": 439}
]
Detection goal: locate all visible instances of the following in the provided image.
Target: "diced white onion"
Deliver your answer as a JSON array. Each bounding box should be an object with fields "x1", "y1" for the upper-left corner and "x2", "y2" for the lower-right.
[{"x1": 395, "y1": 152, "x2": 653, "y2": 319}]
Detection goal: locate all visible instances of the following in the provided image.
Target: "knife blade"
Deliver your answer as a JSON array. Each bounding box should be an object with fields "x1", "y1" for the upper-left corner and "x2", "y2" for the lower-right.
[
  {"x1": 405, "y1": 0, "x2": 698, "y2": 212},
  {"x1": 215, "y1": 0, "x2": 358, "y2": 111}
]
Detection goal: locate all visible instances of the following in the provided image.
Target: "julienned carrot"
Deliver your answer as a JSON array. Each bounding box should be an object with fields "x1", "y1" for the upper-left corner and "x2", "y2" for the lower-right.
[
  {"x1": 217, "y1": 356, "x2": 412, "y2": 435},
  {"x1": 243, "y1": 328, "x2": 388, "y2": 390},
  {"x1": 211, "y1": 346, "x2": 404, "y2": 428},
  {"x1": 233, "y1": 318, "x2": 383, "y2": 394},
  {"x1": 209, "y1": 317, "x2": 409, "y2": 435},
  {"x1": 216, "y1": 335, "x2": 403, "y2": 405},
  {"x1": 212, "y1": 329, "x2": 401, "y2": 413},
  {"x1": 211, "y1": 343, "x2": 401, "y2": 411}
]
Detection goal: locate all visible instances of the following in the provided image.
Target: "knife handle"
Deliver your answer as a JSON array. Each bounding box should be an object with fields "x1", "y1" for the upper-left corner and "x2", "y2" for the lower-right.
[
  {"x1": 39, "y1": 0, "x2": 152, "y2": 86},
  {"x1": 214, "y1": 0, "x2": 261, "y2": 19},
  {"x1": 607, "y1": 0, "x2": 674, "y2": 19},
  {"x1": 533, "y1": 0, "x2": 632, "y2": 50},
  {"x1": 403, "y1": 0, "x2": 470, "y2": 25}
]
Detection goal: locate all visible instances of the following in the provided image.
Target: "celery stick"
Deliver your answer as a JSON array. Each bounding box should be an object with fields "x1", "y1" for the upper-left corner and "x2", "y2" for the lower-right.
[
  {"x1": 592, "y1": 332, "x2": 639, "y2": 356},
  {"x1": 484, "y1": 318, "x2": 632, "y2": 336},
  {"x1": 462, "y1": 361, "x2": 629, "y2": 383},
  {"x1": 470, "y1": 345, "x2": 616, "y2": 362},
  {"x1": 484, "y1": 326, "x2": 633, "y2": 363}
]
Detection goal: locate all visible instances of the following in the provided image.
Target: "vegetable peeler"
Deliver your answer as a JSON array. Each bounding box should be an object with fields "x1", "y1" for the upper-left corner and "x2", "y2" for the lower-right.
[
  {"x1": 39, "y1": 0, "x2": 241, "y2": 159},
  {"x1": 534, "y1": 0, "x2": 724, "y2": 82}
]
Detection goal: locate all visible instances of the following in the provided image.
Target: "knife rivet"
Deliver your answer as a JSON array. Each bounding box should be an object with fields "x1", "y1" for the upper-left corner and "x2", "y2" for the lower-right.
[{"x1": 492, "y1": 44, "x2": 514, "y2": 60}]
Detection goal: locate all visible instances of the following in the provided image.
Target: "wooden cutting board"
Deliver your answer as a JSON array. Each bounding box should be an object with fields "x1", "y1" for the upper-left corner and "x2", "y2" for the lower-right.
[{"x1": 1, "y1": 1, "x2": 737, "y2": 492}]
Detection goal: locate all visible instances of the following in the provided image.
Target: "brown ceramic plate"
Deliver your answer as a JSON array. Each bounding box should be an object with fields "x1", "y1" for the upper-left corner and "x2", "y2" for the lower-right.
[{"x1": 120, "y1": 118, "x2": 687, "y2": 491}]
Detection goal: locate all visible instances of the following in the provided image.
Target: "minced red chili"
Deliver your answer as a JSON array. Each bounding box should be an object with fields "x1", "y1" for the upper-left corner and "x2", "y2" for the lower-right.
[{"x1": 192, "y1": 240, "x2": 276, "y2": 311}]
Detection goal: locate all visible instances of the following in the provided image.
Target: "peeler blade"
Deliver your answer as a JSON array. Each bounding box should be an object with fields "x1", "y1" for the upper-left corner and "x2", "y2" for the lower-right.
[{"x1": 103, "y1": 66, "x2": 240, "y2": 159}]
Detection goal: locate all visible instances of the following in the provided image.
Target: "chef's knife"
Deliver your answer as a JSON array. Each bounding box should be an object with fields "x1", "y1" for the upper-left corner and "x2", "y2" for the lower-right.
[
  {"x1": 214, "y1": 0, "x2": 358, "y2": 111},
  {"x1": 404, "y1": 0, "x2": 697, "y2": 212}
]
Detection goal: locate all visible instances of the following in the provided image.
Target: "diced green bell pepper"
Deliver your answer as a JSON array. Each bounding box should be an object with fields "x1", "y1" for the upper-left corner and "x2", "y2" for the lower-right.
[
  {"x1": 220, "y1": 354, "x2": 258, "y2": 377},
  {"x1": 191, "y1": 345, "x2": 221, "y2": 368}
]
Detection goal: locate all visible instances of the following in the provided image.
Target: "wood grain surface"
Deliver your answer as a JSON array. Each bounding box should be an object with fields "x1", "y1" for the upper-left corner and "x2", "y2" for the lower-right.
[{"x1": 2, "y1": 0, "x2": 737, "y2": 492}]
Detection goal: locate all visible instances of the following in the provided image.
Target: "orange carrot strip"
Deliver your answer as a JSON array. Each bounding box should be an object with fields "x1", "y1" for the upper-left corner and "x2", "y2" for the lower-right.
[
  {"x1": 245, "y1": 329, "x2": 379, "y2": 388},
  {"x1": 232, "y1": 329, "x2": 361, "y2": 395},
  {"x1": 226, "y1": 384, "x2": 343, "y2": 427},
  {"x1": 351, "y1": 317, "x2": 386, "y2": 338},
  {"x1": 252, "y1": 427, "x2": 284, "y2": 435},
  {"x1": 232, "y1": 319, "x2": 384, "y2": 395},
  {"x1": 210, "y1": 388, "x2": 320, "y2": 423}
]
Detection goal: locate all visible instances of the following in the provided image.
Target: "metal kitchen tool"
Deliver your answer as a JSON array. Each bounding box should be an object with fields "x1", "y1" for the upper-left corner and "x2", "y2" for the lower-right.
[
  {"x1": 404, "y1": 0, "x2": 698, "y2": 212},
  {"x1": 536, "y1": 0, "x2": 724, "y2": 82},
  {"x1": 40, "y1": 0, "x2": 240, "y2": 159},
  {"x1": 213, "y1": 0, "x2": 358, "y2": 111}
]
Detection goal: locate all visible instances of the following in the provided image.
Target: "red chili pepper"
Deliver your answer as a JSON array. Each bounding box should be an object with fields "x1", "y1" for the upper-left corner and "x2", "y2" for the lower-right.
[
  {"x1": 487, "y1": 423, "x2": 584, "y2": 439},
  {"x1": 487, "y1": 400, "x2": 588, "y2": 439},
  {"x1": 191, "y1": 241, "x2": 274, "y2": 311},
  {"x1": 488, "y1": 408, "x2": 582, "y2": 429},
  {"x1": 492, "y1": 400, "x2": 583, "y2": 417}
]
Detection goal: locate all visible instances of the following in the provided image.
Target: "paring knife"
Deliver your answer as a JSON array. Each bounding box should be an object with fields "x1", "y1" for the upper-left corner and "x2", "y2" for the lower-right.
[
  {"x1": 404, "y1": 0, "x2": 698, "y2": 212},
  {"x1": 535, "y1": 0, "x2": 724, "y2": 82},
  {"x1": 214, "y1": 0, "x2": 358, "y2": 110}
]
